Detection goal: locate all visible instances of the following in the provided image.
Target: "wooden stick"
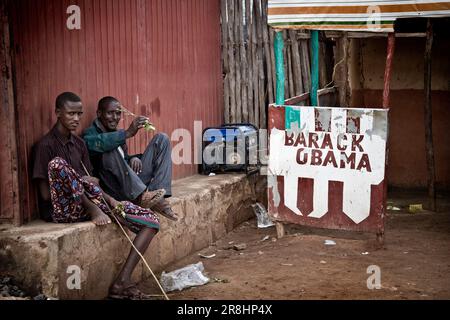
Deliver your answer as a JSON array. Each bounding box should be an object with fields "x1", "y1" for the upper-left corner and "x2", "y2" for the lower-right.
[
  {"x1": 246, "y1": 0, "x2": 254, "y2": 125},
  {"x1": 289, "y1": 29, "x2": 303, "y2": 95},
  {"x1": 80, "y1": 162, "x2": 169, "y2": 300},
  {"x1": 256, "y1": 0, "x2": 266, "y2": 129},
  {"x1": 335, "y1": 32, "x2": 350, "y2": 107},
  {"x1": 269, "y1": 28, "x2": 277, "y2": 102},
  {"x1": 299, "y1": 32, "x2": 311, "y2": 95},
  {"x1": 319, "y1": 36, "x2": 328, "y2": 89},
  {"x1": 227, "y1": 0, "x2": 236, "y2": 123},
  {"x1": 286, "y1": 33, "x2": 295, "y2": 98},
  {"x1": 239, "y1": 0, "x2": 248, "y2": 122},
  {"x1": 382, "y1": 33, "x2": 395, "y2": 108},
  {"x1": 235, "y1": 0, "x2": 242, "y2": 122},
  {"x1": 251, "y1": 0, "x2": 259, "y2": 126},
  {"x1": 261, "y1": 0, "x2": 274, "y2": 104},
  {"x1": 221, "y1": 0, "x2": 230, "y2": 123},
  {"x1": 282, "y1": 30, "x2": 288, "y2": 99}
]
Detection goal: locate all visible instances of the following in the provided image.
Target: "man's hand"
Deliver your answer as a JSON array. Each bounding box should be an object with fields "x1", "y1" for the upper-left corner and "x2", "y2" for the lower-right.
[
  {"x1": 82, "y1": 176, "x2": 99, "y2": 185},
  {"x1": 125, "y1": 116, "x2": 150, "y2": 138},
  {"x1": 130, "y1": 157, "x2": 143, "y2": 174}
]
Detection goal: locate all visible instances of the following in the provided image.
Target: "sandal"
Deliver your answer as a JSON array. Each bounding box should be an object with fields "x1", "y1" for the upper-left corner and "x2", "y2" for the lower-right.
[
  {"x1": 108, "y1": 284, "x2": 156, "y2": 300},
  {"x1": 152, "y1": 199, "x2": 179, "y2": 221},
  {"x1": 140, "y1": 189, "x2": 166, "y2": 209}
]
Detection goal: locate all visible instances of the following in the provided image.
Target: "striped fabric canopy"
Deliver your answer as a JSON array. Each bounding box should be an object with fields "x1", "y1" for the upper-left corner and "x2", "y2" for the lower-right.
[{"x1": 268, "y1": 0, "x2": 450, "y2": 32}]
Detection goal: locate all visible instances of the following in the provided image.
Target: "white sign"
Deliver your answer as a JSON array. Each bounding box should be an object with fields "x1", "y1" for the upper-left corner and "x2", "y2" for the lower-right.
[{"x1": 269, "y1": 106, "x2": 388, "y2": 224}]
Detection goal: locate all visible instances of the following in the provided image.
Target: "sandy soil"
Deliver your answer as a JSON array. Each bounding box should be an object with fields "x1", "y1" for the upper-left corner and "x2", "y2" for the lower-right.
[{"x1": 142, "y1": 192, "x2": 450, "y2": 300}]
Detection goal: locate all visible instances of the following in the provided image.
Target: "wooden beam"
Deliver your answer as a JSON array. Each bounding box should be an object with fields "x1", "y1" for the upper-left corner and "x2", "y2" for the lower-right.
[
  {"x1": 261, "y1": 0, "x2": 273, "y2": 105},
  {"x1": 299, "y1": 31, "x2": 311, "y2": 96},
  {"x1": 220, "y1": 0, "x2": 229, "y2": 123},
  {"x1": 325, "y1": 31, "x2": 427, "y2": 39},
  {"x1": 289, "y1": 30, "x2": 303, "y2": 95},
  {"x1": 239, "y1": 0, "x2": 248, "y2": 123},
  {"x1": 334, "y1": 32, "x2": 350, "y2": 107},
  {"x1": 317, "y1": 86, "x2": 336, "y2": 96},
  {"x1": 235, "y1": 0, "x2": 242, "y2": 122},
  {"x1": 246, "y1": 0, "x2": 254, "y2": 125},
  {"x1": 382, "y1": 33, "x2": 396, "y2": 108},
  {"x1": 284, "y1": 92, "x2": 309, "y2": 105},
  {"x1": 227, "y1": 0, "x2": 236, "y2": 123},
  {"x1": 424, "y1": 19, "x2": 436, "y2": 212}
]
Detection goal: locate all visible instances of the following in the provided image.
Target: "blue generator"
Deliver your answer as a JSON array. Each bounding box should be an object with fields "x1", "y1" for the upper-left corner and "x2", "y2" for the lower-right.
[{"x1": 201, "y1": 123, "x2": 260, "y2": 175}]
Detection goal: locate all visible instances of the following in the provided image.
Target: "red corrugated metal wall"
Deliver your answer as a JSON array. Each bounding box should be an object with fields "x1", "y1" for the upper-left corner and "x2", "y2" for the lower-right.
[{"x1": 9, "y1": 0, "x2": 223, "y2": 223}]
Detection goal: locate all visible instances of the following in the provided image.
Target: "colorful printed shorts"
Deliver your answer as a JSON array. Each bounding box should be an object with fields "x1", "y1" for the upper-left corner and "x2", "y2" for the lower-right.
[{"x1": 47, "y1": 157, "x2": 160, "y2": 233}]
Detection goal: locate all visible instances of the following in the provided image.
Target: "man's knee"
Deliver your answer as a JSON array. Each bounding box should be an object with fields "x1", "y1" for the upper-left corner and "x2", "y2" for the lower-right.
[{"x1": 153, "y1": 132, "x2": 170, "y2": 147}]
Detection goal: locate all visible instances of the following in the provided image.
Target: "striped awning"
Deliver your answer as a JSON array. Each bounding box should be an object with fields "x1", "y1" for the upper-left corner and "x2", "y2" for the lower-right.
[{"x1": 268, "y1": 0, "x2": 450, "y2": 32}]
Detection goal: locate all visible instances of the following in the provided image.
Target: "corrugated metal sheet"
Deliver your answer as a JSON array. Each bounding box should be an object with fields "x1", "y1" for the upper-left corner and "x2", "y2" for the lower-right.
[
  {"x1": 268, "y1": 105, "x2": 388, "y2": 234},
  {"x1": 268, "y1": 0, "x2": 450, "y2": 31},
  {"x1": 8, "y1": 0, "x2": 223, "y2": 223}
]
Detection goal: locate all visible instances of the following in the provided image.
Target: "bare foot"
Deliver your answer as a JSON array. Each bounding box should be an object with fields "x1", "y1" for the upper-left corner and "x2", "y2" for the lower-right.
[
  {"x1": 88, "y1": 206, "x2": 111, "y2": 226},
  {"x1": 109, "y1": 282, "x2": 154, "y2": 300}
]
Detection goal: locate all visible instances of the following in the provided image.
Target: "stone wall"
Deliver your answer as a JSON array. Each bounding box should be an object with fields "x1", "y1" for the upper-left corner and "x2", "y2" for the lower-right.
[{"x1": 0, "y1": 173, "x2": 267, "y2": 299}]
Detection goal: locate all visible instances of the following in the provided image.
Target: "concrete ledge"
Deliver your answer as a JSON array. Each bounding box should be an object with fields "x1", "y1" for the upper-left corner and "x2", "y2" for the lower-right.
[{"x1": 0, "y1": 173, "x2": 266, "y2": 299}]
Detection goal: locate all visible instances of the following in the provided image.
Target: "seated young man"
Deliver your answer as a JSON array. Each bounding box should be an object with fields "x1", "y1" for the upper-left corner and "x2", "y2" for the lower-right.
[
  {"x1": 82, "y1": 96, "x2": 178, "y2": 221},
  {"x1": 32, "y1": 92, "x2": 162, "y2": 299}
]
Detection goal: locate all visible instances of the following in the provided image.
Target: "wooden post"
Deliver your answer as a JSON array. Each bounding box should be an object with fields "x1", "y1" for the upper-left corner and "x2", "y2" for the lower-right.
[
  {"x1": 424, "y1": 19, "x2": 436, "y2": 212},
  {"x1": 235, "y1": 1, "x2": 242, "y2": 122},
  {"x1": 0, "y1": 0, "x2": 21, "y2": 226},
  {"x1": 255, "y1": 0, "x2": 266, "y2": 129},
  {"x1": 220, "y1": 0, "x2": 230, "y2": 123},
  {"x1": 269, "y1": 29, "x2": 277, "y2": 102},
  {"x1": 299, "y1": 31, "x2": 311, "y2": 97},
  {"x1": 227, "y1": 0, "x2": 236, "y2": 123},
  {"x1": 335, "y1": 32, "x2": 350, "y2": 107},
  {"x1": 378, "y1": 32, "x2": 396, "y2": 247},
  {"x1": 286, "y1": 32, "x2": 295, "y2": 98},
  {"x1": 282, "y1": 30, "x2": 288, "y2": 99},
  {"x1": 246, "y1": 0, "x2": 254, "y2": 125},
  {"x1": 251, "y1": 1, "x2": 259, "y2": 126},
  {"x1": 276, "y1": 222, "x2": 285, "y2": 239},
  {"x1": 382, "y1": 33, "x2": 395, "y2": 108},
  {"x1": 289, "y1": 30, "x2": 303, "y2": 95},
  {"x1": 274, "y1": 31, "x2": 285, "y2": 105},
  {"x1": 239, "y1": 0, "x2": 248, "y2": 123},
  {"x1": 311, "y1": 30, "x2": 319, "y2": 106},
  {"x1": 261, "y1": 0, "x2": 274, "y2": 105}
]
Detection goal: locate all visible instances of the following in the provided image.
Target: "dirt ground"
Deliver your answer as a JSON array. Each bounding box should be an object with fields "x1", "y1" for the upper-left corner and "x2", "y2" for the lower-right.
[{"x1": 142, "y1": 192, "x2": 450, "y2": 300}]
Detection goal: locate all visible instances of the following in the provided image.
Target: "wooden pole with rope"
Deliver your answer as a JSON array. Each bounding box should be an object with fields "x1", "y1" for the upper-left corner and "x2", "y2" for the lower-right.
[{"x1": 81, "y1": 161, "x2": 169, "y2": 300}]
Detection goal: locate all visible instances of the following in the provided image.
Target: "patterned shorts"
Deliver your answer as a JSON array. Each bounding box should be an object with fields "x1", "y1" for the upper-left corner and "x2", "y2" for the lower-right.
[{"x1": 47, "y1": 157, "x2": 160, "y2": 233}]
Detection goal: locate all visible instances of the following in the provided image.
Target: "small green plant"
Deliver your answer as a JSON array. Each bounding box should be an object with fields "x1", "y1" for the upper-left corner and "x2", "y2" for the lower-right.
[
  {"x1": 119, "y1": 105, "x2": 156, "y2": 131},
  {"x1": 143, "y1": 120, "x2": 156, "y2": 131}
]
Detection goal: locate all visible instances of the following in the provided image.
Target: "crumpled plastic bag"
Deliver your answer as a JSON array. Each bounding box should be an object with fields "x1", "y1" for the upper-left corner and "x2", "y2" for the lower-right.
[
  {"x1": 160, "y1": 262, "x2": 209, "y2": 292},
  {"x1": 251, "y1": 202, "x2": 275, "y2": 228}
]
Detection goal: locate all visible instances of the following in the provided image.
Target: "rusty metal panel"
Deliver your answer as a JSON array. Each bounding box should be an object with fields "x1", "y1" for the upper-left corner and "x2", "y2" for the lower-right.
[
  {"x1": 9, "y1": 0, "x2": 223, "y2": 222},
  {"x1": 268, "y1": 105, "x2": 388, "y2": 233},
  {"x1": 0, "y1": 0, "x2": 20, "y2": 224}
]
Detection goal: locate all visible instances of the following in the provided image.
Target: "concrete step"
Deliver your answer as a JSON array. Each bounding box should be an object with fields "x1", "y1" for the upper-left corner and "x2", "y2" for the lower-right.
[{"x1": 0, "y1": 173, "x2": 266, "y2": 299}]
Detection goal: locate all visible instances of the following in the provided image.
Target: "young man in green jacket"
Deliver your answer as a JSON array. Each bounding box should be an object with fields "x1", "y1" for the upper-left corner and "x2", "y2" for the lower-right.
[{"x1": 83, "y1": 96, "x2": 178, "y2": 221}]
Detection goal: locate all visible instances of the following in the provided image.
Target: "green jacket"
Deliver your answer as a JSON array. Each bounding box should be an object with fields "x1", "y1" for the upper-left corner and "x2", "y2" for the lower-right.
[{"x1": 83, "y1": 119, "x2": 129, "y2": 158}]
